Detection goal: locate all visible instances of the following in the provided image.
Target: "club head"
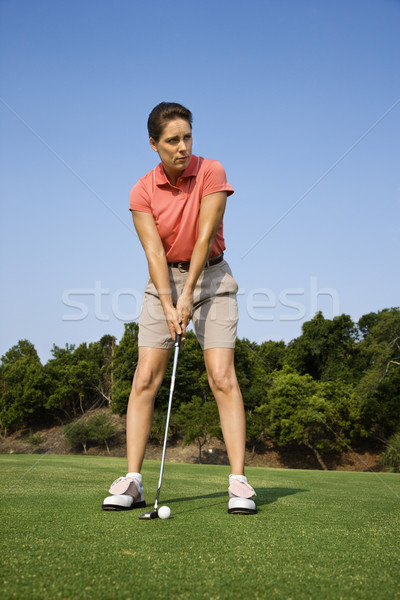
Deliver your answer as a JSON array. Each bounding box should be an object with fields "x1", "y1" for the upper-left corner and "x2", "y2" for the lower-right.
[{"x1": 138, "y1": 509, "x2": 159, "y2": 520}]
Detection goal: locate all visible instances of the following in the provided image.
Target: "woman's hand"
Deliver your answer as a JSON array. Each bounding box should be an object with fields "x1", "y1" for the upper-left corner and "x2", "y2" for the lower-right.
[
  {"x1": 162, "y1": 303, "x2": 183, "y2": 342},
  {"x1": 176, "y1": 291, "x2": 193, "y2": 338}
]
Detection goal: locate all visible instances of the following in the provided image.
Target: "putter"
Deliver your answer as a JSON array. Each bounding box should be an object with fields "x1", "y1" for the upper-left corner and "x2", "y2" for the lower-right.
[{"x1": 139, "y1": 332, "x2": 182, "y2": 520}]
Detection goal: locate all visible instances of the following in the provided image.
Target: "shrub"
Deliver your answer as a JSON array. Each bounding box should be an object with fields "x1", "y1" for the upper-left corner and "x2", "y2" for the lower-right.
[
  {"x1": 174, "y1": 396, "x2": 221, "y2": 463},
  {"x1": 64, "y1": 421, "x2": 90, "y2": 453},
  {"x1": 381, "y1": 431, "x2": 400, "y2": 473},
  {"x1": 86, "y1": 413, "x2": 117, "y2": 454},
  {"x1": 149, "y1": 407, "x2": 177, "y2": 443},
  {"x1": 64, "y1": 413, "x2": 117, "y2": 454},
  {"x1": 27, "y1": 431, "x2": 44, "y2": 448}
]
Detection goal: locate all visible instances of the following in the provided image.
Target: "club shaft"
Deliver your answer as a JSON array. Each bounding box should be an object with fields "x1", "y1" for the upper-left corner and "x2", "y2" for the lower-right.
[{"x1": 154, "y1": 335, "x2": 181, "y2": 509}]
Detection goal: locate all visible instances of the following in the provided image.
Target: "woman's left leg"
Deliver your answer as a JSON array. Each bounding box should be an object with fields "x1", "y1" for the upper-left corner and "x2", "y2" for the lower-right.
[{"x1": 203, "y1": 347, "x2": 246, "y2": 475}]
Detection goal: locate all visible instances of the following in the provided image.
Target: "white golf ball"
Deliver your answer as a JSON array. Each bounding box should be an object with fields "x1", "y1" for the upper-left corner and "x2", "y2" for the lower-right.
[{"x1": 158, "y1": 505, "x2": 171, "y2": 519}]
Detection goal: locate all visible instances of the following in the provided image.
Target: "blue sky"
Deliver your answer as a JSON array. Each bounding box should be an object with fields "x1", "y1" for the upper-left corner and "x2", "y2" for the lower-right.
[{"x1": 1, "y1": 0, "x2": 399, "y2": 364}]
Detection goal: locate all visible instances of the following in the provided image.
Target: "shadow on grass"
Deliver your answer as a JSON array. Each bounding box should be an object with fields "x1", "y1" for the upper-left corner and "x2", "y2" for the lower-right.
[{"x1": 161, "y1": 487, "x2": 308, "y2": 512}]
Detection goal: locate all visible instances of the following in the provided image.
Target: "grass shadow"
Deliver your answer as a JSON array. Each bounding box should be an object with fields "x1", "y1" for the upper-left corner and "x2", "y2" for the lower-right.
[
  {"x1": 256, "y1": 486, "x2": 309, "y2": 506},
  {"x1": 161, "y1": 487, "x2": 309, "y2": 511}
]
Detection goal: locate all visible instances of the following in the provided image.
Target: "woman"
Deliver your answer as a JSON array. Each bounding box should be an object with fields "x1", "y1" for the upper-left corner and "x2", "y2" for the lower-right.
[{"x1": 102, "y1": 102, "x2": 256, "y2": 515}]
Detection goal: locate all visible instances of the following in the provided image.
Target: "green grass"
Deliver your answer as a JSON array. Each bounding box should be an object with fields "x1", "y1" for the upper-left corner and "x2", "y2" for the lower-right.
[{"x1": 1, "y1": 455, "x2": 399, "y2": 600}]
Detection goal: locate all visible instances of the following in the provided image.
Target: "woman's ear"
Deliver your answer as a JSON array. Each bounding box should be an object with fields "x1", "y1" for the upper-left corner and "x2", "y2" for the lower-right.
[{"x1": 149, "y1": 137, "x2": 158, "y2": 153}]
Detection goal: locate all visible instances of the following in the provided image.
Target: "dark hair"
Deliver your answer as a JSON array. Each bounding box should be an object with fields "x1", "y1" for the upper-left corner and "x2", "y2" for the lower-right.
[{"x1": 147, "y1": 102, "x2": 193, "y2": 141}]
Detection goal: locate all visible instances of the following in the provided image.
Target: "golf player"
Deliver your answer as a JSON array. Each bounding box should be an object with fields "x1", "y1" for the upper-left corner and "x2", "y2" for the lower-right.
[{"x1": 103, "y1": 102, "x2": 256, "y2": 515}]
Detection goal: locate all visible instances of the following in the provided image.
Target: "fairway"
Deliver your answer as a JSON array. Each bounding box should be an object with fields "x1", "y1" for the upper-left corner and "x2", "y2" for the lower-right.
[{"x1": 1, "y1": 455, "x2": 399, "y2": 600}]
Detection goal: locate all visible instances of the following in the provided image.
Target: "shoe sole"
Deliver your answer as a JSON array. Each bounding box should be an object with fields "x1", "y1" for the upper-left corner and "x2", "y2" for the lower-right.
[
  {"x1": 102, "y1": 500, "x2": 146, "y2": 511},
  {"x1": 228, "y1": 507, "x2": 257, "y2": 515}
]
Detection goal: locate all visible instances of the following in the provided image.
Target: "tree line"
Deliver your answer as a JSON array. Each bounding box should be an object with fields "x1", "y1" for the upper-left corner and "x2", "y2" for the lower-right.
[{"x1": 1, "y1": 308, "x2": 399, "y2": 469}]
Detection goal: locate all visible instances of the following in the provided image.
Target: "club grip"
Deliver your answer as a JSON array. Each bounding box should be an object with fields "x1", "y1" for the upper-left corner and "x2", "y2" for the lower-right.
[{"x1": 175, "y1": 333, "x2": 182, "y2": 348}]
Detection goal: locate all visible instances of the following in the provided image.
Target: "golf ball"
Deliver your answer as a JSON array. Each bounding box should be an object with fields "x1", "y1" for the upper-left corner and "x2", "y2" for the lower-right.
[{"x1": 158, "y1": 505, "x2": 171, "y2": 519}]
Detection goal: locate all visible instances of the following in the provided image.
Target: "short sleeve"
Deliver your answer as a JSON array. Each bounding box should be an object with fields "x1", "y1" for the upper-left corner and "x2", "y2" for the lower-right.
[
  {"x1": 201, "y1": 160, "x2": 234, "y2": 198},
  {"x1": 129, "y1": 179, "x2": 153, "y2": 213}
]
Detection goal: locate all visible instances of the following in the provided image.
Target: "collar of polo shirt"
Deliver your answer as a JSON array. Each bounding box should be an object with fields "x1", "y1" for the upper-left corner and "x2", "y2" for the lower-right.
[{"x1": 155, "y1": 155, "x2": 200, "y2": 187}]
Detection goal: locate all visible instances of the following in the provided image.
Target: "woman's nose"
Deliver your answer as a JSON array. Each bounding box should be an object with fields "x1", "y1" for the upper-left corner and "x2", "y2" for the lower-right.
[{"x1": 178, "y1": 140, "x2": 187, "y2": 152}]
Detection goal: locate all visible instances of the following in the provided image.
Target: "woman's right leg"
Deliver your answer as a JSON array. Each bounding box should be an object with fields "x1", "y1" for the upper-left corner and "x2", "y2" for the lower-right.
[{"x1": 126, "y1": 346, "x2": 171, "y2": 473}]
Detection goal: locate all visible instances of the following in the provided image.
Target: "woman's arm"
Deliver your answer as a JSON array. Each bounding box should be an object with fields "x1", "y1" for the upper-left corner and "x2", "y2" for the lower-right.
[
  {"x1": 176, "y1": 191, "x2": 227, "y2": 323},
  {"x1": 131, "y1": 210, "x2": 181, "y2": 340}
]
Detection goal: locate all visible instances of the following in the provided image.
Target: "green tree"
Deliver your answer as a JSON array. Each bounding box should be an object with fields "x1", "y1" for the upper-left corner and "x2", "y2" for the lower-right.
[
  {"x1": 149, "y1": 407, "x2": 173, "y2": 443},
  {"x1": 112, "y1": 328, "x2": 209, "y2": 415},
  {"x1": 111, "y1": 323, "x2": 139, "y2": 415},
  {"x1": 257, "y1": 340, "x2": 287, "y2": 374},
  {"x1": 174, "y1": 396, "x2": 221, "y2": 463},
  {"x1": 156, "y1": 331, "x2": 209, "y2": 411},
  {"x1": 0, "y1": 340, "x2": 46, "y2": 434},
  {"x1": 86, "y1": 412, "x2": 117, "y2": 454},
  {"x1": 256, "y1": 367, "x2": 364, "y2": 469},
  {"x1": 43, "y1": 343, "x2": 102, "y2": 420},
  {"x1": 64, "y1": 421, "x2": 91, "y2": 453},
  {"x1": 64, "y1": 413, "x2": 117, "y2": 454},
  {"x1": 286, "y1": 312, "x2": 359, "y2": 382},
  {"x1": 96, "y1": 335, "x2": 116, "y2": 408},
  {"x1": 355, "y1": 308, "x2": 400, "y2": 437},
  {"x1": 234, "y1": 338, "x2": 269, "y2": 409},
  {"x1": 246, "y1": 409, "x2": 266, "y2": 453}
]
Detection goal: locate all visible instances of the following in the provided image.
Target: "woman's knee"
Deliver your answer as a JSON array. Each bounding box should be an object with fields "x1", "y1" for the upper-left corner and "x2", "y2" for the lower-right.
[
  {"x1": 132, "y1": 363, "x2": 163, "y2": 395},
  {"x1": 131, "y1": 349, "x2": 170, "y2": 396},
  {"x1": 207, "y1": 365, "x2": 237, "y2": 394}
]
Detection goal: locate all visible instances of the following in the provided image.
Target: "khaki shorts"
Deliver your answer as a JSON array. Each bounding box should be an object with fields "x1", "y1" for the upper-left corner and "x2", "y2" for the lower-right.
[{"x1": 138, "y1": 260, "x2": 239, "y2": 350}]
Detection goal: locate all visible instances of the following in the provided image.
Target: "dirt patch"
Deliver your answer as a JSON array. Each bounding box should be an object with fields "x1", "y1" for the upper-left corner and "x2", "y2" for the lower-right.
[{"x1": 0, "y1": 409, "x2": 384, "y2": 472}]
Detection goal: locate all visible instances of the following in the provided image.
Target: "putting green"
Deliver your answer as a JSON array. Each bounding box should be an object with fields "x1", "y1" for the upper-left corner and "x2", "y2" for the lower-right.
[{"x1": 1, "y1": 455, "x2": 399, "y2": 599}]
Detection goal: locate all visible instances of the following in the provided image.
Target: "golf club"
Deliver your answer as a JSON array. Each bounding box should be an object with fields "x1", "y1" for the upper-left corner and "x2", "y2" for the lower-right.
[{"x1": 139, "y1": 332, "x2": 182, "y2": 520}]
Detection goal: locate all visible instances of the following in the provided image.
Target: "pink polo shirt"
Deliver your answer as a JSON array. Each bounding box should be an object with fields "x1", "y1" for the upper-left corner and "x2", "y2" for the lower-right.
[{"x1": 129, "y1": 155, "x2": 234, "y2": 263}]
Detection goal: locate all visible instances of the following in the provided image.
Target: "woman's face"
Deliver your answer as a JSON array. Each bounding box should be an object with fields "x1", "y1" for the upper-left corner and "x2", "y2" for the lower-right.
[{"x1": 150, "y1": 118, "x2": 192, "y2": 180}]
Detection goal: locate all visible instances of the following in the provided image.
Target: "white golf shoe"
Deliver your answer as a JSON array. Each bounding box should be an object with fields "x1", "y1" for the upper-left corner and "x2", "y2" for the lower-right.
[
  {"x1": 228, "y1": 475, "x2": 257, "y2": 515},
  {"x1": 102, "y1": 474, "x2": 146, "y2": 511}
]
